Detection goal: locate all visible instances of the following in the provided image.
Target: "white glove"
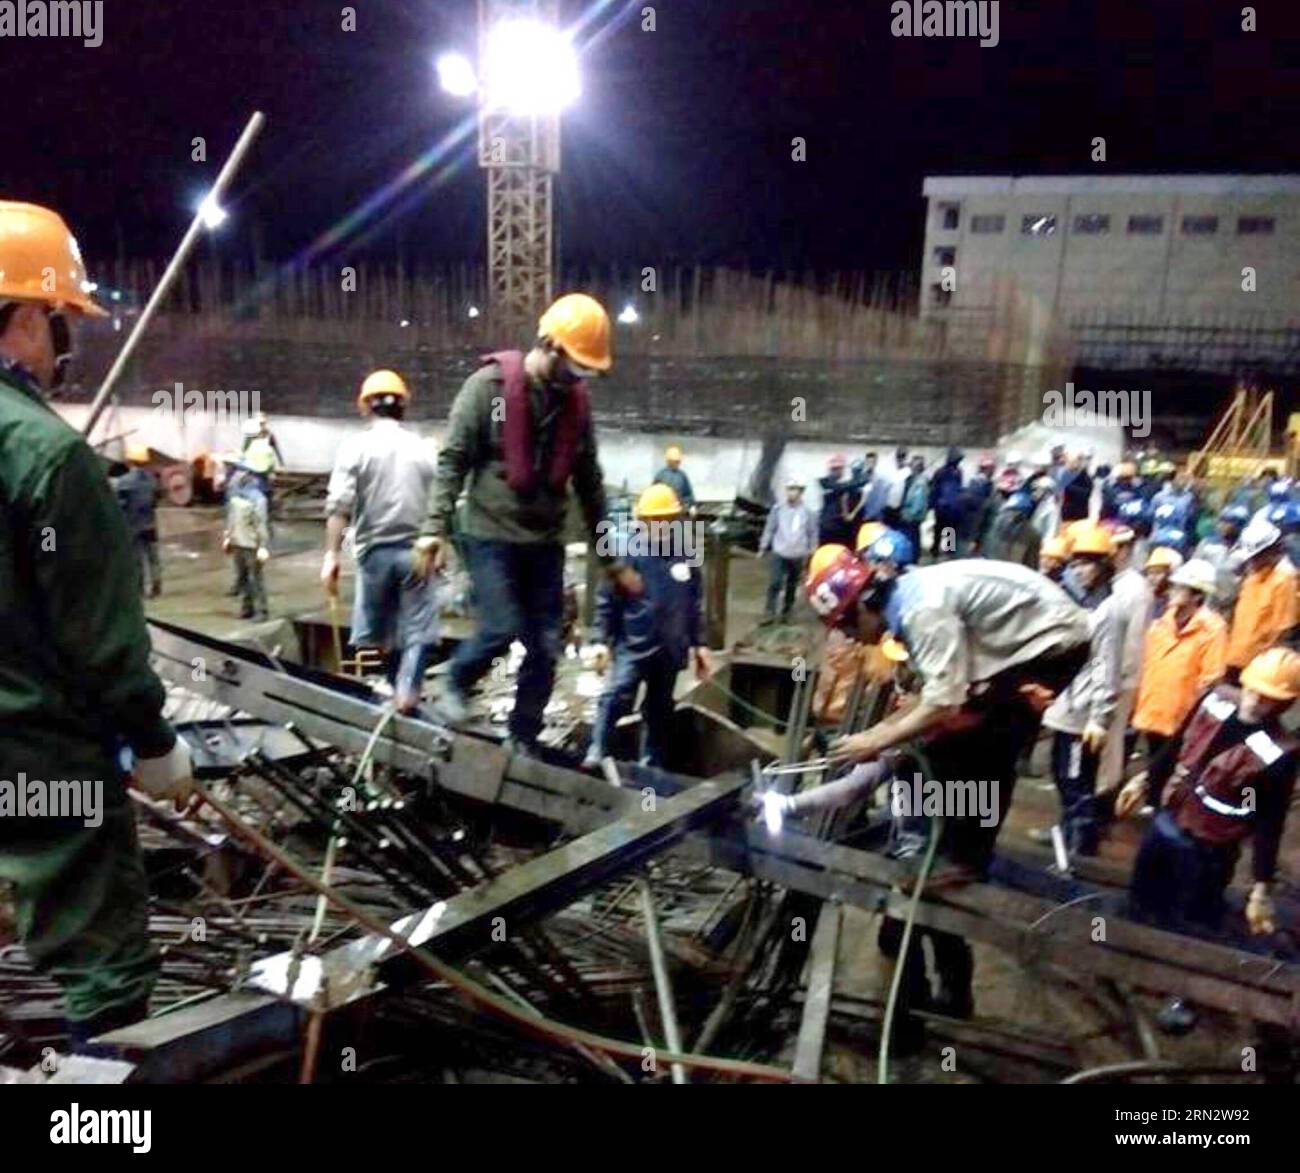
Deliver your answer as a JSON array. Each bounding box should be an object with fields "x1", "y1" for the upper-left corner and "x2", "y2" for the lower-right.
[
  {"x1": 589, "y1": 643, "x2": 610, "y2": 673},
  {"x1": 256, "y1": 546, "x2": 270, "y2": 564},
  {"x1": 133, "y1": 736, "x2": 195, "y2": 805}
]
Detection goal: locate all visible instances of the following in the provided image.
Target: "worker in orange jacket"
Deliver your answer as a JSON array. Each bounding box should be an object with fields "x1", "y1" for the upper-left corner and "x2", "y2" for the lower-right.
[
  {"x1": 1226, "y1": 518, "x2": 1299, "y2": 679},
  {"x1": 1132, "y1": 558, "x2": 1228, "y2": 806}
]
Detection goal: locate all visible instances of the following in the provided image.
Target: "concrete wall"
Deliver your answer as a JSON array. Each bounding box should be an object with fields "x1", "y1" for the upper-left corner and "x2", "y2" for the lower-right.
[{"x1": 920, "y1": 175, "x2": 1300, "y2": 371}]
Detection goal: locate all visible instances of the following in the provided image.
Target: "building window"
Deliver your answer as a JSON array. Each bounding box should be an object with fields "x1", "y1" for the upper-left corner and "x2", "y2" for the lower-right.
[
  {"x1": 938, "y1": 202, "x2": 960, "y2": 230},
  {"x1": 1238, "y1": 216, "x2": 1276, "y2": 235},
  {"x1": 1127, "y1": 215, "x2": 1164, "y2": 235},
  {"x1": 1021, "y1": 214, "x2": 1057, "y2": 237},
  {"x1": 1181, "y1": 215, "x2": 1219, "y2": 235},
  {"x1": 969, "y1": 214, "x2": 1005, "y2": 234},
  {"x1": 1072, "y1": 214, "x2": 1110, "y2": 235},
  {"x1": 933, "y1": 246, "x2": 956, "y2": 266}
]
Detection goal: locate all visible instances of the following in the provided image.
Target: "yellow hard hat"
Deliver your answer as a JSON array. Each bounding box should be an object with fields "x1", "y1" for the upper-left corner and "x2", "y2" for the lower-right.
[
  {"x1": 1040, "y1": 535, "x2": 1070, "y2": 561},
  {"x1": 538, "y1": 293, "x2": 612, "y2": 372},
  {"x1": 1240, "y1": 647, "x2": 1300, "y2": 701},
  {"x1": 636, "y1": 483, "x2": 683, "y2": 520},
  {"x1": 125, "y1": 443, "x2": 151, "y2": 465},
  {"x1": 0, "y1": 201, "x2": 107, "y2": 317},
  {"x1": 1069, "y1": 523, "x2": 1113, "y2": 558},
  {"x1": 879, "y1": 635, "x2": 909, "y2": 663},
  {"x1": 357, "y1": 369, "x2": 410, "y2": 411},
  {"x1": 855, "y1": 521, "x2": 887, "y2": 552},
  {"x1": 808, "y1": 543, "x2": 852, "y2": 581},
  {"x1": 1145, "y1": 546, "x2": 1184, "y2": 571},
  {"x1": 665, "y1": 444, "x2": 683, "y2": 463}
]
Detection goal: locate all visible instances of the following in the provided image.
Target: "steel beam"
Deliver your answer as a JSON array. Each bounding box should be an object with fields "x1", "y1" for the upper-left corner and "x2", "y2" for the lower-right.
[{"x1": 792, "y1": 903, "x2": 841, "y2": 1082}]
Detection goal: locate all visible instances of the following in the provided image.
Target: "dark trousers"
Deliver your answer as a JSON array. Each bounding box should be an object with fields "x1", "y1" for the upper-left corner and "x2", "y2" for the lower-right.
[
  {"x1": 133, "y1": 530, "x2": 161, "y2": 595},
  {"x1": 231, "y1": 546, "x2": 268, "y2": 617},
  {"x1": 589, "y1": 650, "x2": 679, "y2": 767},
  {"x1": 765, "y1": 554, "x2": 804, "y2": 617},
  {"x1": 1050, "y1": 731, "x2": 1101, "y2": 855},
  {"x1": 1143, "y1": 732, "x2": 1172, "y2": 805},
  {"x1": 451, "y1": 537, "x2": 565, "y2": 743},
  {"x1": 1130, "y1": 809, "x2": 1236, "y2": 930}
]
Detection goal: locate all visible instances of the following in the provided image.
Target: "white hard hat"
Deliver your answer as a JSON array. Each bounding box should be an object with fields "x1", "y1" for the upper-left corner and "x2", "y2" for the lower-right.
[
  {"x1": 241, "y1": 419, "x2": 261, "y2": 438},
  {"x1": 1169, "y1": 558, "x2": 1217, "y2": 597},
  {"x1": 1236, "y1": 518, "x2": 1282, "y2": 561}
]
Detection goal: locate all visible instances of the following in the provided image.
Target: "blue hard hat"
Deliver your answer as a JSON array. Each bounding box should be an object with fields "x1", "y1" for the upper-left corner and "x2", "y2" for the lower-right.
[
  {"x1": 865, "y1": 528, "x2": 916, "y2": 568},
  {"x1": 1267, "y1": 478, "x2": 1293, "y2": 502},
  {"x1": 1151, "y1": 526, "x2": 1187, "y2": 550},
  {"x1": 1219, "y1": 504, "x2": 1251, "y2": 527},
  {"x1": 1006, "y1": 489, "x2": 1034, "y2": 516},
  {"x1": 1266, "y1": 503, "x2": 1291, "y2": 529}
]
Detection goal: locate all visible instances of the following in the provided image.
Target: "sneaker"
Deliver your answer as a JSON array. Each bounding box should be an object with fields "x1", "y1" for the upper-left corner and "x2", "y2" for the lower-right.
[
  {"x1": 580, "y1": 749, "x2": 603, "y2": 771},
  {"x1": 431, "y1": 687, "x2": 470, "y2": 727},
  {"x1": 504, "y1": 735, "x2": 539, "y2": 760}
]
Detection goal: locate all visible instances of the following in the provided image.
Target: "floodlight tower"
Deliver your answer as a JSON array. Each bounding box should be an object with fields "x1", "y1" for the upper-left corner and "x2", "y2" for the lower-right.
[{"x1": 478, "y1": 0, "x2": 573, "y2": 336}]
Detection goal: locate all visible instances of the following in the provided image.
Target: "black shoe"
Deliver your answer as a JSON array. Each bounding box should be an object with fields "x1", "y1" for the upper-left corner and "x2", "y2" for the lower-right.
[
  {"x1": 239, "y1": 607, "x2": 254, "y2": 619},
  {"x1": 504, "y1": 736, "x2": 540, "y2": 759}
]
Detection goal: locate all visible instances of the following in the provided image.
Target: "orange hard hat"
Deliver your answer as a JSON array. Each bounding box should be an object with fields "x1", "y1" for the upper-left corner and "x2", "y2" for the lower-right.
[
  {"x1": 1069, "y1": 523, "x2": 1113, "y2": 558},
  {"x1": 808, "y1": 543, "x2": 852, "y2": 581},
  {"x1": 357, "y1": 369, "x2": 410, "y2": 411},
  {"x1": 1040, "y1": 535, "x2": 1070, "y2": 561},
  {"x1": 0, "y1": 201, "x2": 107, "y2": 318},
  {"x1": 1240, "y1": 647, "x2": 1300, "y2": 702},
  {"x1": 538, "y1": 293, "x2": 612, "y2": 373},
  {"x1": 856, "y1": 521, "x2": 888, "y2": 553},
  {"x1": 635, "y1": 483, "x2": 682, "y2": 520}
]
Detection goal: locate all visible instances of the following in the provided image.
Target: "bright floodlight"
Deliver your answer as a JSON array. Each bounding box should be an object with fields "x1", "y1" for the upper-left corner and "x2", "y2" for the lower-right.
[
  {"x1": 618, "y1": 304, "x2": 640, "y2": 325},
  {"x1": 437, "y1": 52, "x2": 478, "y2": 98},
  {"x1": 484, "y1": 19, "x2": 580, "y2": 114},
  {"x1": 197, "y1": 193, "x2": 228, "y2": 230}
]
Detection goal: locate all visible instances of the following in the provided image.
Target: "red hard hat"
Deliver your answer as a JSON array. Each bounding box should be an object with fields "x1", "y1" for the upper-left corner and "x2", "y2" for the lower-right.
[
  {"x1": 828, "y1": 453, "x2": 847, "y2": 470},
  {"x1": 805, "y1": 545, "x2": 874, "y2": 626}
]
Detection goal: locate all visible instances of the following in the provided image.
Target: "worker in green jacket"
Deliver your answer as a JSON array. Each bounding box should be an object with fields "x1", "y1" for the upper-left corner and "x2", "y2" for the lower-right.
[
  {"x1": 0, "y1": 202, "x2": 194, "y2": 1051},
  {"x1": 416, "y1": 293, "x2": 640, "y2": 752}
]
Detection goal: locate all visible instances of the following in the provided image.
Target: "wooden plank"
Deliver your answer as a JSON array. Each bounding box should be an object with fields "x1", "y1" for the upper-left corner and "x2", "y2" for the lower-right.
[{"x1": 792, "y1": 903, "x2": 842, "y2": 1082}]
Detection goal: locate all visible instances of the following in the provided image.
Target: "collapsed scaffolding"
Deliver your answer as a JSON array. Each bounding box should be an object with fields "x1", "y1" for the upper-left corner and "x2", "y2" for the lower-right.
[{"x1": 2, "y1": 619, "x2": 1298, "y2": 1085}]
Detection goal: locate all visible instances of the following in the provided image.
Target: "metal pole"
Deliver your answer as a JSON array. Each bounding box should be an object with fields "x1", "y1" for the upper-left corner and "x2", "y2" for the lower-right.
[
  {"x1": 83, "y1": 111, "x2": 267, "y2": 438},
  {"x1": 638, "y1": 876, "x2": 688, "y2": 1084}
]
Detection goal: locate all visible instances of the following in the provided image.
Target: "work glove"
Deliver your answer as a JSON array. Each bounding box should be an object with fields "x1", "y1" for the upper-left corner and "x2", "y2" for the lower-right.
[
  {"x1": 320, "y1": 550, "x2": 340, "y2": 597},
  {"x1": 1081, "y1": 722, "x2": 1108, "y2": 754},
  {"x1": 1246, "y1": 883, "x2": 1276, "y2": 936},
  {"x1": 589, "y1": 643, "x2": 611, "y2": 674},
  {"x1": 1115, "y1": 774, "x2": 1147, "y2": 819},
  {"x1": 132, "y1": 736, "x2": 196, "y2": 810},
  {"x1": 413, "y1": 535, "x2": 449, "y2": 580},
  {"x1": 256, "y1": 546, "x2": 270, "y2": 564}
]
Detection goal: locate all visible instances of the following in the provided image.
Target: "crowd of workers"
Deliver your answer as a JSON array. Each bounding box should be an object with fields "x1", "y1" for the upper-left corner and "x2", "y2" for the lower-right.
[{"x1": 1, "y1": 199, "x2": 1297, "y2": 1059}]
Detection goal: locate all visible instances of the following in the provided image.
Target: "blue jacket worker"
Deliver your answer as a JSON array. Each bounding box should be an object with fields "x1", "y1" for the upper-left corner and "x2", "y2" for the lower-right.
[{"x1": 584, "y1": 484, "x2": 713, "y2": 769}]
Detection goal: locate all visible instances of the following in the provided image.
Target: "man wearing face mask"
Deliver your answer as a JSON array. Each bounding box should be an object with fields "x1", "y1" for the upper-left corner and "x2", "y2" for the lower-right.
[
  {"x1": 0, "y1": 202, "x2": 194, "y2": 1049},
  {"x1": 416, "y1": 293, "x2": 632, "y2": 753}
]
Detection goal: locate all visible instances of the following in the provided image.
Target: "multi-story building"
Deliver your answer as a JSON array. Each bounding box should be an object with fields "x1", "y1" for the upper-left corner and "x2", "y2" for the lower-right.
[{"x1": 920, "y1": 175, "x2": 1300, "y2": 372}]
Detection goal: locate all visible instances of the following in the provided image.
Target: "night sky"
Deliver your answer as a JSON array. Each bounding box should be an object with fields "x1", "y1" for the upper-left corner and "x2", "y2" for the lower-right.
[{"x1": 7, "y1": 0, "x2": 1300, "y2": 274}]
